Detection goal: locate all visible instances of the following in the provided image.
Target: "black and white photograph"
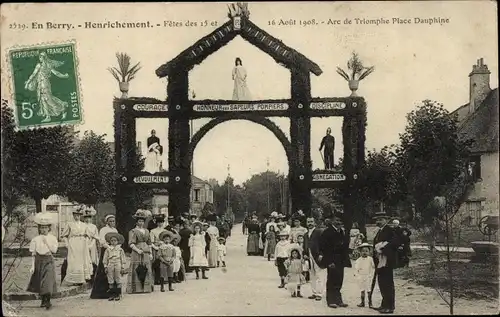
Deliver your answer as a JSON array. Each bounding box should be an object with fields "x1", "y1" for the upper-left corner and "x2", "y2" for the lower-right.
[{"x1": 1, "y1": 2, "x2": 498, "y2": 316}]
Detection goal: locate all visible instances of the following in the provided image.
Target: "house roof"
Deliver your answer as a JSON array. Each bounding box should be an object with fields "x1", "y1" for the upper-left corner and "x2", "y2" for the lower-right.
[
  {"x1": 155, "y1": 18, "x2": 322, "y2": 78},
  {"x1": 457, "y1": 88, "x2": 499, "y2": 153}
]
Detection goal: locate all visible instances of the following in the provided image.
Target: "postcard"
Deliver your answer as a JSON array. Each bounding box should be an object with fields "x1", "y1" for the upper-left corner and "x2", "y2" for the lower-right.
[{"x1": 1, "y1": 2, "x2": 498, "y2": 316}]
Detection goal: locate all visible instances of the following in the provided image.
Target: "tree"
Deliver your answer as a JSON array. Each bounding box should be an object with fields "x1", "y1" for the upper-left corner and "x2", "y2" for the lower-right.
[
  {"x1": 66, "y1": 131, "x2": 115, "y2": 206},
  {"x1": 13, "y1": 124, "x2": 74, "y2": 213},
  {"x1": 243, "y1": 171, "x2": 288, "y2": 216},
  {"x1": 397, "y1": 100, "x2": 471, "y2": 227},
  {"x1": 1, "y1": 99, "x2": 24, "y2": 228},
  {"x1": 213, "y1": 176, "x2": 246, "y2": 217}
]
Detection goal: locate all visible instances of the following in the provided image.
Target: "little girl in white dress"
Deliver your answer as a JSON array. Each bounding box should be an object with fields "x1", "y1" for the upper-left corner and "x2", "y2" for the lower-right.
[{"x1": 354, "y1": 243, "x2": 375, "y2": 308}]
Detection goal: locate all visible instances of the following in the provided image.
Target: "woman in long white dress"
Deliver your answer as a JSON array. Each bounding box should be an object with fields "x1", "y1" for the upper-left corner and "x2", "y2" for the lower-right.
[
  {"x1": 232, "y1": 57, "x2": 251, "y2": 100},
  {"x1": 83, "y1": 208, "x2": 99, "y2": 281},
  {"x1": 61, "y1": 207, "x2": 93, "y2": 285},
  {"x1": 189, "y1": 222, "x2": 209, "y2": 280},
  {"x1": 144, "y1": 142, "x2": 162, "y2": 174},
  {"x1": 206, "y1": 216, "x2": 219, "y2": 268},
  {"x1": 24, "y1": 52, "x2": 69, "y2": 123}
]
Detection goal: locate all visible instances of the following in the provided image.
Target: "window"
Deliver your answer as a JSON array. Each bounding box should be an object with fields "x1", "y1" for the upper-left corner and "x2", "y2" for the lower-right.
[
  {"x1": 467, "y1": 156, "x2": 482, "y2": 182},
  {"x1": 194, "y1": 189, "x2": 200, "y2": 202},
  {"x1": 466, "y1": 201, "x2": 482, "y2": 225}
]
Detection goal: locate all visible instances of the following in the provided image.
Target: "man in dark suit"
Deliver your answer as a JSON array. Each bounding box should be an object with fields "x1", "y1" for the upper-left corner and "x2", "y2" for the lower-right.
[
  {"x1": 372, "y1": 211, "x2": 400, "y2": 314},
  {"x1": 178, "y1": 220, "x2": 193, "y2": 273},
  {"x1": 303, "y1": 217, "x2": 325, "y2": 301},
  {"x1": 319, "y1": 212, "x2": 350, "y2": 308}
]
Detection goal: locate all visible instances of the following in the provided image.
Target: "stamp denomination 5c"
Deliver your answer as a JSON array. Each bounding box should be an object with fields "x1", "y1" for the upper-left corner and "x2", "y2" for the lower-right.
[{"x1": 8, "y1": 41, "x2": 82, "y2": 128}]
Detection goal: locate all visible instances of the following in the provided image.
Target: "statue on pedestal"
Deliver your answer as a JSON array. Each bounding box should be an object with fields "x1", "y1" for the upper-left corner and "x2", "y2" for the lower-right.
[
  {"x1": 319, "y1": 127, "x2": 335, "y2": 170},
  {"x1": 232, "y1": 57, "x2": 251, "y2": 100},
  {"x1": 144, "y1": 129, "x2": 163, "y2": 174}
]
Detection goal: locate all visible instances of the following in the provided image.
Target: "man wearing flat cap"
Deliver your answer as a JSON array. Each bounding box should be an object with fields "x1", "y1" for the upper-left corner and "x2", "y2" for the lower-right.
[
  {"x1": 372, "y1": 211, "x2": 400, "y2": 314},
  {"x1": 319, "y1": 211, "x2": 350, "y2": 309}
]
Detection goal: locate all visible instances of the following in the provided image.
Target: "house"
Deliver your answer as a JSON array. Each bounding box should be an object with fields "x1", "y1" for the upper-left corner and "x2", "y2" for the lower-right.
[
  {"x1": 451, "y1": 58, "x2": 499, "y2": 226},
  {"x1": 191, "y1": 175, "x2": 214, "y2": 216}
]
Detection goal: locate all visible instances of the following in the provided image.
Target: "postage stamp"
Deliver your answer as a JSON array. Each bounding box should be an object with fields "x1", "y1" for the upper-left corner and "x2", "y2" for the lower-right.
[{"x1": 7, "y1": 41, "x2": 82, "y2": 129}]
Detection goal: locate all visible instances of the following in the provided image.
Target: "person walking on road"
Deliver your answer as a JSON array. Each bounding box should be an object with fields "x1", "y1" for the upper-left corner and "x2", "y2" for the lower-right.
[
  {"x1": 319, "y1": 212, "x2": 350, "y2": 309},
  {"x1": 303, "y1": 217, "x2": 325, "y2": 302},
  {"x1": 372, "y1": 211, "x2": 400, "y2": 314}
]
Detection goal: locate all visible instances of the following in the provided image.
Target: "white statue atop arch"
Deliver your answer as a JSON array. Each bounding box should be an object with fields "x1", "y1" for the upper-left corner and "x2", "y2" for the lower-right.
[{"x1": 232, "y1": 57, "x2": 252, "y2": 100}]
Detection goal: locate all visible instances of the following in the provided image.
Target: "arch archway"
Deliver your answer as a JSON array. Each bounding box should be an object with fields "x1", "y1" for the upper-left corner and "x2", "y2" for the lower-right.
[{"x1": 186, "y1": 113, "x2": 294, "y2": 168}]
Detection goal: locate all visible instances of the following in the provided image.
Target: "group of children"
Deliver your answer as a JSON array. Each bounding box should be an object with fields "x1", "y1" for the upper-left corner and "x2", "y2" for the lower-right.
[
  {"x1": 26, "y1": 210, "x2": 230, "y2": 310},
  {"x1": 268, "y1": 223, "x2": 377, "y2": 309},
  {"x1": 270, "y1": 230, "x2": 310, "y2": 298}
]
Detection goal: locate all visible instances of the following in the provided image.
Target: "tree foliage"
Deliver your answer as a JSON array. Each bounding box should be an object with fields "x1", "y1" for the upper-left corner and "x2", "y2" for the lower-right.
[
  {"x1": 11, "y1": 121, "x2": 75, "y2": 213},
  {"x1": 397, "y1": 100, "x2": 471, "y2": 226},
  {"x1": 1, "y1": 99, "x2": 24, "y2": 227},
  {"x1": 243, "y1": 171, "x2": 288, "y2": 217},
  {"x1": 66, "y1": 131, "x2": 115, "y2": 206}
]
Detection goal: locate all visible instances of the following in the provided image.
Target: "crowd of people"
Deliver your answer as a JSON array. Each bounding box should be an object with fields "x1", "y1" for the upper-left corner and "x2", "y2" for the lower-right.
[
  {"x1": 26, "y1": 205, "x2": 233, "y2": 309},
  {"x1": 26, "y1": 203, "x2": 411, "y2": 314},
  {"x1": 242, "y1": 209, "x2": 412, "y2": 314}
]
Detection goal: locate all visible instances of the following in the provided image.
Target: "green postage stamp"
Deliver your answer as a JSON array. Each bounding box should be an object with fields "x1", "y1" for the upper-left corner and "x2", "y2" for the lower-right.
[{"x1": 8, "y1": 41, "x2": 82, "y2": 128}]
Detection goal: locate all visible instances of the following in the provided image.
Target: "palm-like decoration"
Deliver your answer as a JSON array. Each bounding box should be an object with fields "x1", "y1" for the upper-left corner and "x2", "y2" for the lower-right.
[
  {"x1": 108, "y1": 52, "x2": 141, "y2": 98},
  {"x1": 336, "y1": 51, "x2": 375, "y2": 96}
]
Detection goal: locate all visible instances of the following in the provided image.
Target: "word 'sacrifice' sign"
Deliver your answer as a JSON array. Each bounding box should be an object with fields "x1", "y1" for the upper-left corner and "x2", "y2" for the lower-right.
[
  {"x1": 133, "y1": 104, "x2": 168, "y2": 112},
  {"x1": 193, "y1": 103, "x2": 288, "y2": 112},
  {"x1": 313, "y1": 173, "x2": 346, "y2": 181},
  {"x1": 133, "y1": 176, "x2": 169, "y2": 183},
  {"x1": 309, "y1": 102, "x2": 346, "y2": 110}
]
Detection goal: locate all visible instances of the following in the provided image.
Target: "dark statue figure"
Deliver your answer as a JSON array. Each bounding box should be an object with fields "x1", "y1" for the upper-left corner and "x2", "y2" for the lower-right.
[{"x1": 319, "y1": 127, "x2": 335, "y2": 170}]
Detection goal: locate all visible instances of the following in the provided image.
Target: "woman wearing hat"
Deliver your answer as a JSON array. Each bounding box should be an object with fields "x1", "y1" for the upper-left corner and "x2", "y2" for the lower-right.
[
  {"x1": 61, "y1": 205, "x2": 93, "y2": 285},
  {"x1": 127, "y1": 210, "x2": 154, "y2": 294},
  {"x1": 189, "y1": 221, "x2": 209, "y2": 279},
  {"x1": 206, "y1": 214, "x2": 220, "y2": 268},
  {"x1": 246, "y1": 214, "x2": 261, "y2": 256},
  {"x1": 27, "y1": 212, "x2": 58, "y2": 309},
  {"x1": 83, "y1": 207, "x2": 99, "y2": 281},
  {"x1": 90, "y1": 214, "x2": 119, "y2": 299}
]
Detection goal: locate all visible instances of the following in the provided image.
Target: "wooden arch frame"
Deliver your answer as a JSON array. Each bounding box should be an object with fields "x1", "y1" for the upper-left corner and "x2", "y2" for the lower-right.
[{"x1": 186, "y1": 113, "x2": 294, "y2": 168}]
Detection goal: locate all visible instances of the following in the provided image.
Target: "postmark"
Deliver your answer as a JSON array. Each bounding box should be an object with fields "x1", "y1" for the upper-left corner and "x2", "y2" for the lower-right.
[{"x1": 7, "y1": 41, "x2": 83, "y2": 129}]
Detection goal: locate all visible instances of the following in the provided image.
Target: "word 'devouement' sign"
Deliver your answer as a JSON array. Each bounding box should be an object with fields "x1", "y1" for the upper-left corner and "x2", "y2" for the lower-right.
[{"x1": 133, "y1": 176, "x2": 169, "y2": 183}]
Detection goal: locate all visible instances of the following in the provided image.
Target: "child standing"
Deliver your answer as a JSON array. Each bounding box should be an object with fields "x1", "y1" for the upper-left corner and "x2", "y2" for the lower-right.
[
  {"x1": 171, "y1": 234, "x2": 183, "y2": 283},
  {"x1": 158, "y1": 231, "x2": 176, "y2": 292},
  {"x1": 217, "y1": 237, "x2": 227, "y2": 267},
  {"x1": 102, "y1": 232, "x2": 126, "y2": 301},
  {"x1": 27, "y1": 212, "x2": 58, "y2": 310},
  {"x1": 354, "y1": 242, "x2": 375, "y2": 308},
  {"x1": 265, "y1": 225, "x2": 277, "y2": 261},
  {"x1": 294, "y1": 234, "x2": 310, "y2": 282},
  {"x1": 189, "y1": 221, "x2": 209, "y2": 280},
  {"x1": 285, "y1": 247, "x2": 306, "y2": 298},
  {"x1": 274, "y1": 232, "x2": 291, "y2": 288}
]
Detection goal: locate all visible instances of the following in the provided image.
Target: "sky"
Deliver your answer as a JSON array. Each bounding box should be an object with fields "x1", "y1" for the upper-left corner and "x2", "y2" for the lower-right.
[{"x1": 1, "y1": 2, "x2": 498, "y2": 185}]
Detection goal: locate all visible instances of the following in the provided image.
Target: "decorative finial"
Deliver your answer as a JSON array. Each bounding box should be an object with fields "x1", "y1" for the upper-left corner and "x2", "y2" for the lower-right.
[{"x1": 227, "y1": 2, "x2": 250, "y2": 19}]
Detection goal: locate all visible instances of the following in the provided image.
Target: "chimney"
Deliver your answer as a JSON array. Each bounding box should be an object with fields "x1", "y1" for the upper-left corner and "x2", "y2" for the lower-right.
[{"x1": 469, "y1": 58, "x2": 491, "y2": 113}]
